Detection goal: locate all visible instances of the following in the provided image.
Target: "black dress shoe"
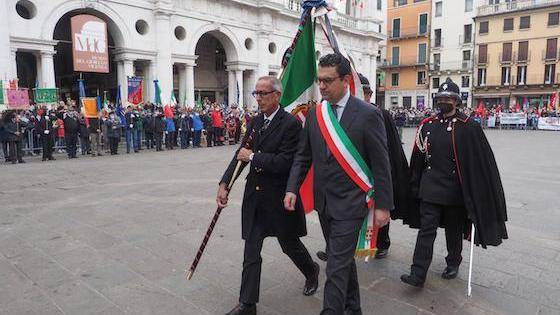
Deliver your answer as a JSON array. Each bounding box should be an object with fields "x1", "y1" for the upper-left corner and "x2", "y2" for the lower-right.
[
  {"x1": 224, "y1": 303, "x2": 256, "y2": 315},
  {"x1": 316, "y1": 250, "x2": 328, "y2": 262},
  {"x1": 441, "y1": 266, "x2": 459, "y2": 279},
  {"x1": 374, "y1": 248, "x2": 389, "y2": 259},
  {"x1": 400, "y1": 274, "x2": 424, "y2": 288},
  {"x1": 303, "y1": 262, "x2": 320, "y2": 296}
]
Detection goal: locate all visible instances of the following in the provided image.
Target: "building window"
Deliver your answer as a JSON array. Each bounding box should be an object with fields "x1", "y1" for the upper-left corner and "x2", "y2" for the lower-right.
[
  {"x1": 417, "y1": 96, "x2": 425, "y2": 109},
  {"x1": 392, "y1": 46, "x2": 400, "y2": 65},
  {"x1": 548, "y1": 12, "x2": 559, "y2": 26},
  {"x1": 478, "y1": 44, "x2": 488, "y2": 64},
  {"x1": 419, "y1": 13, "x2": 428, "y2": 35},
  {"x1": 433, "y1": 53, "x2": 441, "y2": 70},
  {"x1": 461, "y1": 76, "x2": 470, "y2": 88},
  {"x1": 463, "y1": 50, "x2": 471, "y2": 68},
  {"x1": 377, "y1": 0, "x2": 382, "y2": 11},
  {"x1": 545, "y1": 64, "x2": 556, "y2": 84},
  {"x1": 433, "y1": 77, "x2": 440, "y2": 88},
  {"x1": 464, "y1": 24, "x2": 472, "y2": 44},
  {"x1": 546, "y1": 38, "x2": 558, "y2": 60},
  {"x1": 417, "y1": 71, "x2": 426, "y2": 85},
  {"x1": 403, "y1": 96, "x2": 412, "y2": 109},
  {"x1": 392, "y1": 18, "x2": 401, "y2": 38},
  {"x1": 503, "y1": 18, "x2": 514, "y2": 32},
  {"x1": 434, "y1": 29, "x2": 442, "y2": 47},
  {"x1": 520, "y1": 16, "x2": 530, "y2": 29},
  {"x1": 394, "y1": 0, "x2": 407, "y2": 7},
  {"x1": 502, "y1": 42, "x2": 512, "y2": 62},
  {"x1": 517, "y1": 41, "x2": 529, "y2": 62},
  {"x1": 391, "y1": 96, "x2": 399, "y2": 107},
  {"x1": 501, "y1": 67, "x2": 511, "y2": 85},
  {"x1": 478, "y1": 68, "x2": 486, "y2": 86},
  {"x1": 465, "y1": 0, "x2": 473, "y2": 12},
  {"x1": 479, "y1": 21, "x2": 489, "y2": 34},
  {"x1": 418, "y1": 43, "x2": 427, "y2": 64},
  {"x1": 392, "y1": 73, "x2": 400, "y2": 86},
  {"x1": 517, "y1": 66, "x2": 527, "y2": 85},
  {"x1": 435, "y1": 1, "x2": 442, "y2": 17}
]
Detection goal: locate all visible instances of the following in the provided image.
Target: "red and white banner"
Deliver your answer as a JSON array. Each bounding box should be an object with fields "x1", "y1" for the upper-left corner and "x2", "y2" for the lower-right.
[{"x1": 71, "y1": 15, "x2": 109, "y2": 73}]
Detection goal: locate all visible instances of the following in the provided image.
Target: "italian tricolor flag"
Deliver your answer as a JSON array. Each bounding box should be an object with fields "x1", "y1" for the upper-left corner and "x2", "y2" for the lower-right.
[{"x1": 279, "y1": 11, "x2": 319, "y2": 213}]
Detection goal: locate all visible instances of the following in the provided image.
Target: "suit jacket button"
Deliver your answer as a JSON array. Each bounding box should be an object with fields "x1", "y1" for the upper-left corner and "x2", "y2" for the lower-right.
[{"x1": 256, "y1": 186, "x2": 260, "y2": 191}]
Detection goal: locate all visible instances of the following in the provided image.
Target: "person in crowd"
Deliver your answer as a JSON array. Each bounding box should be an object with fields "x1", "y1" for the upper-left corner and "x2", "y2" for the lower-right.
[
  {"x1": 79, "y1": 115, "x2": 91, "y2": 155},
  {"x1": 154, "y1": 109, "x2": 166, "y2": 152},
  {"x1": 106, "y1": 111, "x2": 121, "y2": 155},
  {"x1": 192, "y1": 110, "x2": 204, "y2": 148},
  {"x1": 179, "y1": 110, "x2": 191, "y2": 149},
  {"x1": 89, "y1": 114, "x2": 103, "y2": 157},
  {"x1": 125, "y1": 106, "x2": 138, "y2": 153},
  {"x1": 165, "y1": 115, "x2": 176, "y2": 150},
  {"x1": 63, "y1": 107, "x2": 80, "y2": 159},
  {"x1": 144, "y1": 111, "x2": 155, "y2": 150},
  {"x1": 37, "y1": 110, "x2": 56, "y2": 161}
]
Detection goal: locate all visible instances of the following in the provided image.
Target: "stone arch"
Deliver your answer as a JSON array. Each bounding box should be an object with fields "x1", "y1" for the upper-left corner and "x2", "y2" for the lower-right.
[
  {"x1": 189, "y1": 23, "x2": 242, "y2": 61},
  {"x1": 41, "y1": 0, "x2": 130, "y2": 47}
]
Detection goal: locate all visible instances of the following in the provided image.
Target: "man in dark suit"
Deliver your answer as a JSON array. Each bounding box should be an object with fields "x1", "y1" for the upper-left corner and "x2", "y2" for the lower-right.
[
  {"x1": 285, "y1": 54, "x2": 393, "y2": 315},
  {"x1": 218, "y1": 76, "x2": 319, "y2": 315}
]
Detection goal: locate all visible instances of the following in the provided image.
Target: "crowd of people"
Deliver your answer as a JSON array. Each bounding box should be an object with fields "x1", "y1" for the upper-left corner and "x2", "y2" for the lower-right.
[{"x1": 0, "y1": 98, "x2": 259, "y2": 164}]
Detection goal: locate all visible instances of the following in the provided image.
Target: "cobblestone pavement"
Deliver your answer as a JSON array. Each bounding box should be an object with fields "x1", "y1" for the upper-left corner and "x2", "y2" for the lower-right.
[{"x1": 0, "y1": 128, "x2": 559, "y2": 315}]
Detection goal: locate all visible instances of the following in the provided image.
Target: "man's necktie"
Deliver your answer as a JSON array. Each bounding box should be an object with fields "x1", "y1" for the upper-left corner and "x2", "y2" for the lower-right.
[{"x1": 263, "y1": 118, "x2": 270, "y2": 130}]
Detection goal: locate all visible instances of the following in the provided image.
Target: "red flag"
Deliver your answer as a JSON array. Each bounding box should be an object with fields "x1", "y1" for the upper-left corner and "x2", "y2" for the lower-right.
[{"x1": 549, "y1": 92, "x2": 557, "y2": 112}]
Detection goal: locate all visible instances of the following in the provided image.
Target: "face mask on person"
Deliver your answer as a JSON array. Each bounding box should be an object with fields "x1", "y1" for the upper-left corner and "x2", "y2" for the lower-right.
[{"x1": 436, "y1": 102, "x2": 454, "y2": 114}]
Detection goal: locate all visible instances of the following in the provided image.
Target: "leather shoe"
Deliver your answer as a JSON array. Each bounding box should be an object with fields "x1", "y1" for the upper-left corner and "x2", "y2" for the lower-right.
[
  {"x1": 316, "y1": 250, "x2": 328, "y2": 262},
  {"x1": 303, "y1": 262, "x2": 320, "y2": 296},
  {"x1": 224, "y1": 303, "x2": 256, "y2": 315},
  {"x1": 441, "y1": 266, "x2": 459, "y2": 279},
  {"x1": 374, "y1": 248, "x2": 388, "y2": 259},
  {"x1": 400, "y1": 274, "x2": 424, "y2": 288}
]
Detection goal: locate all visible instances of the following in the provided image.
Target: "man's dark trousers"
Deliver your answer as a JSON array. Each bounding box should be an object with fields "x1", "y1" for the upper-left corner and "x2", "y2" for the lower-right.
[
  {"x1": 240, "y1": 218, "x2": 315, "y2": 304},
  {"x1": 320, "y1": 208, "x2": 363, "y2": 315},
  {"x1": 411, "y1": 201, "x2": 466, "y2": 281}
]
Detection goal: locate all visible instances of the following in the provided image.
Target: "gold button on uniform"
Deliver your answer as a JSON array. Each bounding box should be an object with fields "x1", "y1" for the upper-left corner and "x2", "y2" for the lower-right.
[{"x1": 256, "y1": 186, "x2": 260, "y2": 191}]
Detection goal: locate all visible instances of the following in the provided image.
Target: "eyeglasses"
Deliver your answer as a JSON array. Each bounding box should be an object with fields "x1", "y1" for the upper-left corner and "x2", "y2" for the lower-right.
[
  {"x1": 317, "y1": 76, "x2": 342, "y2": 85},
  {"x1": 251, "y1": 90, "x2": 276, "y2": 98}
]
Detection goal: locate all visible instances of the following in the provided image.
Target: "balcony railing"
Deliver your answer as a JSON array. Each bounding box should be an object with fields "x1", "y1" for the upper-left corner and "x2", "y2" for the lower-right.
[
  {"x1": 388, "y1": 26, "x2": 430, "y2": 40},
  {"x1": 475, "y1": 53, "x2": 490, "y2": 65},
  {"x1": 514, "y1": 51, "x2": 531, "y2": 63},
  {"x1": 429, "y1": 60, "x2": 473, "y2": 72},
  {"x1": 477, "y1": 0, "x2": 560, "y2": 17},
  {"x1": 380, "y1": 55, "x2": 429, "y2": 68}
]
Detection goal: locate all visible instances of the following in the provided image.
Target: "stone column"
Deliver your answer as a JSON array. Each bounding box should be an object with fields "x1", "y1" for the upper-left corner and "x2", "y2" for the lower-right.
[
  {"x1": 0, "y1": 0, "x2": 11, "y2": 80},
  {"x1": 235, "y1": 70, "x2": 244, "y2": 108},
  {"x1": 178, "y1": 64, "x2": 187, "y2": 106},
  {"x1": 122, "y1": 59, "x2": 134, "y2": 103},
  {"x1": 257, "y1": 32, "x2": 270, "y2": 78},
  {"x1": 155, "y1": 12, "x2": 173, "y2": 104},
  {"x1": 186, "y1": 64, "x2": 195, "y2": 107},
  {"x1": 11, "y1": 48, "x2": 17, "y2": 80},
  {"x1": 40, "y1": 50, "x2": 56, "y2": 88},
  {"x1": 147, "y1": 60, "x2": 157, "y2": 103},
  {"x1": 228, "y1": 70, "x2": 236, "y2": 105}
]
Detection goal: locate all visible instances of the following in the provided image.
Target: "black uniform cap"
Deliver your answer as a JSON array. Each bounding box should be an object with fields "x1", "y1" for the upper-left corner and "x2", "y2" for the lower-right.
[{"x1": 435, "y1": 77, "x2": 461, "y2": 102}]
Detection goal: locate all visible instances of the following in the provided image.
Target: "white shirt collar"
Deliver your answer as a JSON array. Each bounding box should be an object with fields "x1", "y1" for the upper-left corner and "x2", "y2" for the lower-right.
[
  {"x1": 336, "y1": 89, "x2": 351, "y2": 109},
  {"x1": 264, "y1": 105, "x2": 280, "y2": 121}
]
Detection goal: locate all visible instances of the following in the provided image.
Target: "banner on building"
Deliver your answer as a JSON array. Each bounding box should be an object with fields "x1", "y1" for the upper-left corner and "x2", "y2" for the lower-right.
[
  {"x1": 71, "y1": 15, "x2": 109, "y2": 73},
  {"x1": 82, "y1": 97, "x2": 99, "y2": 118},
  {"x1": 127, "y1": 77, "x2": 143, "y2": 105},
  {"x1": 538, "y1": 117, "x2": 560, "y2": 131},
  {"x1": 499, "y1": 113, "x2": 526, "y2": 125},
  {"x1": 7, "y1": 88, "x2": 30, "y2": 109},
  {"x1": 34, "y1": 88, "x2": 58, "y2": 103}
]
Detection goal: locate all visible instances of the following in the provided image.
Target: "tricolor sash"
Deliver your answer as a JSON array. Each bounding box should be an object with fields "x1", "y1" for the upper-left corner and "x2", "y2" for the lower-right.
[{"x1": 316, "y1": 101, "x2": 379, "y2": 258}]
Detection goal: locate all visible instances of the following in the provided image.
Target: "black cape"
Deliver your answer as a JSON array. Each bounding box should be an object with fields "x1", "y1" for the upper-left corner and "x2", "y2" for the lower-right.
[
  {"x1": 405, "y1": 112, "x2": 508, "y2": 248},
  {"x1": 375, "y1": 106, "x2": 411, "y2": 218}
]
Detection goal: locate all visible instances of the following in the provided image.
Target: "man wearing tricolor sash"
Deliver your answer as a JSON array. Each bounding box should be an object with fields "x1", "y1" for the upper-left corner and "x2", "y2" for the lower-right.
[{"x1": 285, "y1": 54, "x2": 393, "y2": 315}]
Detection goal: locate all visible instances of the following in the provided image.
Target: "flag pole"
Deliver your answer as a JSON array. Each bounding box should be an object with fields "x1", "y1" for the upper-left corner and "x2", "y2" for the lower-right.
[{"x1": 468, "y1": 223, "x2": 475, "y2": 297}]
